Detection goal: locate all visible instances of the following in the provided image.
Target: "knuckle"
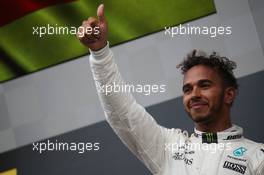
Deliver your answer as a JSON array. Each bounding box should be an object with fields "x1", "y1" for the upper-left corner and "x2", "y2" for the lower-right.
[{"x1": 88, "y1": 17, "x2": 97, "y2": 23}]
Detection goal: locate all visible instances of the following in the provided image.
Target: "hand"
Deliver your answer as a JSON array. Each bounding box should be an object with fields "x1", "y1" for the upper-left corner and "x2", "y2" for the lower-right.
[{"x1": 77, "y1": 4, "x2": 108, "y2": 51}]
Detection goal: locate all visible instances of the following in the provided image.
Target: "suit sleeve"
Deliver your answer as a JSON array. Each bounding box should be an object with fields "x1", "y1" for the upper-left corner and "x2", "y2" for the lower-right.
[
  {"x1": 89, "y1": 42, "x2": 171, "y2": 174},
  {"x1": 256, "y1": 144, "x2": 264, "y2": 175}
]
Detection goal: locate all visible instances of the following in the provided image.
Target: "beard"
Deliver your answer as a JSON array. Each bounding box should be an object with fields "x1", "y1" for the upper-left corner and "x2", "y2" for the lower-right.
[{"x1": 185, "y1": 91, "x2": 225, "y2": 124}]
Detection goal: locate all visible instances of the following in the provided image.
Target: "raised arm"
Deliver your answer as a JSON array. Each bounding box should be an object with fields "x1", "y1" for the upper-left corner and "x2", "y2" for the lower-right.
[{"x1": 77, "y1": 4, "x2": 174, "y2": 174}]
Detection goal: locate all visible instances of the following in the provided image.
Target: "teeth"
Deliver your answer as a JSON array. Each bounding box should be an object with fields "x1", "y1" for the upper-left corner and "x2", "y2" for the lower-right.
[{"x1": 190, "y1": 103, "x2": 207, "y2": 108}]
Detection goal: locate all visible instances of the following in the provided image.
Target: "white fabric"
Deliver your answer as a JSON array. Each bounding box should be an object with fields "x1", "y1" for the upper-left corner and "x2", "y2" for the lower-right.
[{"x1": 89, "y1": 43, "x2": 264, "y2": 175}]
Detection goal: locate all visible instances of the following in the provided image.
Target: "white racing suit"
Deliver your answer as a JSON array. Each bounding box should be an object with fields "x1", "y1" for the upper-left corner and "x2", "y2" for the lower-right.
[{"x1": 89, "y1": 42, "x2": 264, "y2": 175}]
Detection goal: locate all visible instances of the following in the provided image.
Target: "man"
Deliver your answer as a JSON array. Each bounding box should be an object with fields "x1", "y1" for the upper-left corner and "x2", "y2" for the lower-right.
[{"x1": 77, "y1": 4, "x2": 264, "y2": 175}]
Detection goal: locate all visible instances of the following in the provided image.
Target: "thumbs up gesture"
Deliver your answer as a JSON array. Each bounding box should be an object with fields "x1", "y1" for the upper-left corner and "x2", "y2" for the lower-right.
[{"x1": 77, "y1": 4, "x2": 108, "y2": 51}]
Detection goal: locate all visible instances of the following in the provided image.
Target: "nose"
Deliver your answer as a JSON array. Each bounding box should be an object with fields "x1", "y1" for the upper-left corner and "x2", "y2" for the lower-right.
[{"x1": 191, "y1": 86, "x2": 201, "y2": 98}]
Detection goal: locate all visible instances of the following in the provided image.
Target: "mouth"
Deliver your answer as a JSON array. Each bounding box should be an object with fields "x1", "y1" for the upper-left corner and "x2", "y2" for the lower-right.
[{"x1": 189, "y1": 102, "x2": 208, "y2": 110}]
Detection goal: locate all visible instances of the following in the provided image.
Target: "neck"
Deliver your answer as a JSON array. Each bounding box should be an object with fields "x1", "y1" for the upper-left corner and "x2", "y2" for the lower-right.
[{"x1": 195, "y1": 109, "x2": 232, "y2": 132}]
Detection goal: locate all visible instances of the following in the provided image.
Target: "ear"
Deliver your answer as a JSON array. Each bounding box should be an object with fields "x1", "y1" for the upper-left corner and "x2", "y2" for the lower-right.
[{"x1": 224, "y1": 87, "x2": 236, "y2": 105}]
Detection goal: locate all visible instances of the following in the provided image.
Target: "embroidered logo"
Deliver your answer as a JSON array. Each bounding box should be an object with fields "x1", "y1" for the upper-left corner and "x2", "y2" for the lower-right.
[
  {"x1": 202, "y1": 133, "x2": 217, "y2": 143},
  {"x1": 223, "y1": 134, "x2": 242, "y2": 140},
  {"x1": 172, "y1": 152, "x2": 193, "y2": 165},
  {"x1": 233, "y1": 147, "x2": 247, "y2": 157},
  {"x1": 223, "y1": 161, "x2": 247, "y2": 174}
]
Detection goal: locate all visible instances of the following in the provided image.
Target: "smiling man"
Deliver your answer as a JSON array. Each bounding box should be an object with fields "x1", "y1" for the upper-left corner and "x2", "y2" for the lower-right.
[
  {"x1": 77, "y1": 4, "x2": 264, "y2": 175},
  {"x1": 178, "y1": 51, "x2": 237, "y2": 132}
]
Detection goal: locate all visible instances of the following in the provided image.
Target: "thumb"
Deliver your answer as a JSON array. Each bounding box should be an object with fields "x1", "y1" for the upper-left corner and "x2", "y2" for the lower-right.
[{"x1": 97, "y1": 4, "x2": 105, "y2": 22}]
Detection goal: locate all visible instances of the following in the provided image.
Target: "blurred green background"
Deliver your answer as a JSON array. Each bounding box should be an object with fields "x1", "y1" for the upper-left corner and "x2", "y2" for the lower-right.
[{"x1": 0, "y1": 0, "x2": 216, "y2": 83}]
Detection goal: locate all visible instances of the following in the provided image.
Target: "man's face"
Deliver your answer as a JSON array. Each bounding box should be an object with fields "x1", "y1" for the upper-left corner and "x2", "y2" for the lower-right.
[{"x1": 182, "y1": 65, "x2": 225, "y2": 123}]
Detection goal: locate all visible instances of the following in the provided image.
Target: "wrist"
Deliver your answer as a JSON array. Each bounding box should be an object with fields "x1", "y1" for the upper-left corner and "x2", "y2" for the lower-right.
[
  {"x1": 89, "y1": 40, "x2": 107, "y2": 51},
  {"x1": 89, "y1": 41, "x2": 110, "y2": 60}
]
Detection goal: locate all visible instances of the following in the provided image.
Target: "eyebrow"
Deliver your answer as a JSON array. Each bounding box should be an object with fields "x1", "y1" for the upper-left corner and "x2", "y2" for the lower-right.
[
  {"x1": 182, "y1": 79, "x2": 213, "y2": 91},
  {"x1": 197, "y1": 79, "x2": 213, "y2": 85}
]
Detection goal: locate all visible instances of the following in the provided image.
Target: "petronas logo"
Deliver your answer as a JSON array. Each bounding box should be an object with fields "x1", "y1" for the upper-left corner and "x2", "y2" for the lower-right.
[
  {"x1": 233, "y1": 147, "x2": 247, "y2": 157},
  {"x1": 0, "y1": 169, "x2": 17, "y2": 175}
]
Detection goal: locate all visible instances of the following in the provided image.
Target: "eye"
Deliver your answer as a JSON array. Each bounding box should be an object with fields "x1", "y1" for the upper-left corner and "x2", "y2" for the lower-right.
[
  {"x1": 183, "y1": 86, "x2": 192, "y2": 94},
  {"x1": 200, "y1": 82, "x2": 211, "y2": 89}
]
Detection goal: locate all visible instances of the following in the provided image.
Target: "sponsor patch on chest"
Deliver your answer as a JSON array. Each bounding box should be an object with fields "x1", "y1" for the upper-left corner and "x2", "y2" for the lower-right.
[
  {"x1": 172, "y1": 152, "x2": 193, "y2": 165},
  {"x1": 223, "y1": 161, "x2": 247, "y2": 174}
]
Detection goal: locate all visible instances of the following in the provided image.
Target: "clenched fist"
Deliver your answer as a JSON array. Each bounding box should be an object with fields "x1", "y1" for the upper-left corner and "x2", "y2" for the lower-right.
[{"x1": 77, "y1": 4, "x2": 108, "y2": 51}]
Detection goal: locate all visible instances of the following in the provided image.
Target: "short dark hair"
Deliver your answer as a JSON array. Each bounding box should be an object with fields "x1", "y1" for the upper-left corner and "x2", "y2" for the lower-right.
[{"x1": 177, "y1": 50, "x2": 238, "y2": 90}]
